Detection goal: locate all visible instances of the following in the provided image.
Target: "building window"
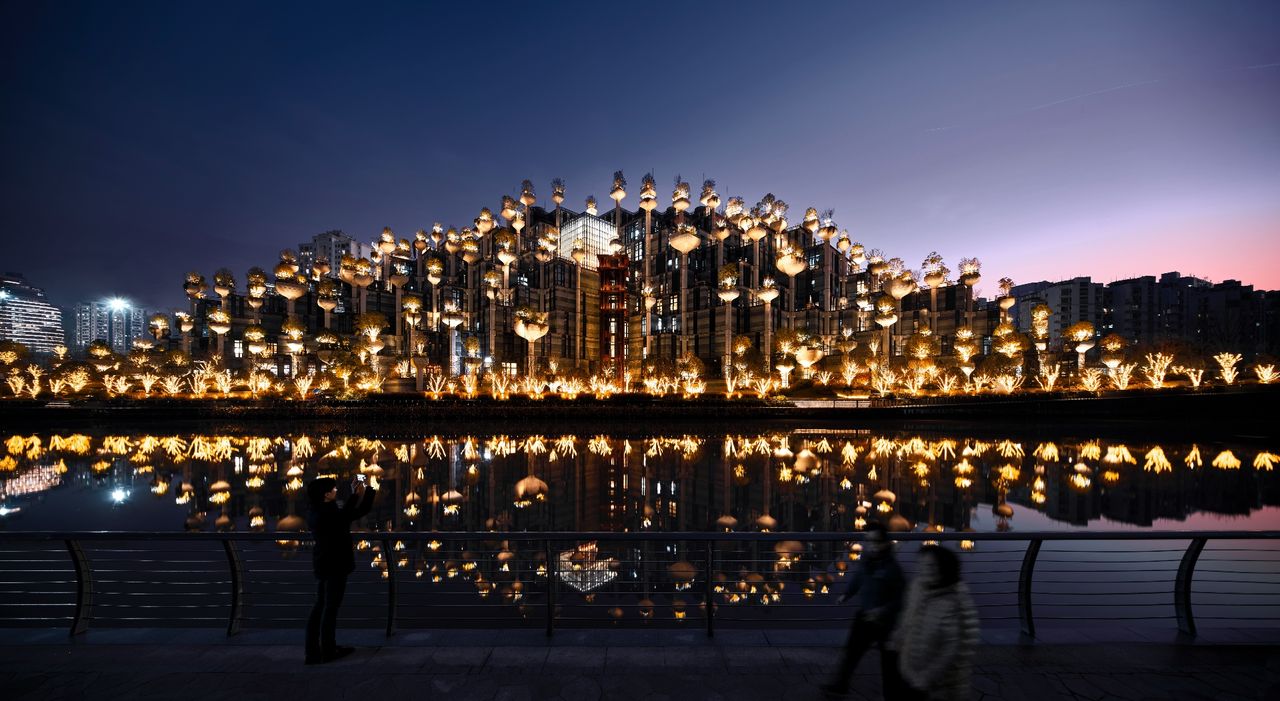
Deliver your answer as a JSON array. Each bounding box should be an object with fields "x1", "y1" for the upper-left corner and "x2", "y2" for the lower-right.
[{"x1": 233, "y1": 340, "x2": 244, "y2": 359}]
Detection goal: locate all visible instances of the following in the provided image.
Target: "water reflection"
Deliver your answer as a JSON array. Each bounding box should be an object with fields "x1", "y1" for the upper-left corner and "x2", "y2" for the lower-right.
[{"x1": 2, "y1": 430, "x2": 1276, "y2": 534}]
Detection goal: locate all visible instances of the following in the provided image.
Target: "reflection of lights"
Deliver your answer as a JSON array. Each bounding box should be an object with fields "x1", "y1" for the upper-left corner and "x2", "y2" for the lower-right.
[
  {"x1": 1212, "y1": 450, "x2": 1242, "y2": 470},
  {"x1": 1104, "y1": 445, "x2": 1136, "y2": 464},
  {"x1": 0, "y1": 505, "x2": 18, "y2": 516},
  {"x1": 0, "y1": 465, "x2": 62, "y2": 497},
  {"x1": 8, "y1": 431, "x2": 1279, "y2": 543},
  {"x1": 558, "y1": 542, "x2": 617, "y2": 593},
  {"x1": 1185, "y1": 445, "x2": 1202, "y2": 468},
  {"x1": 1143, "y1": 447, "x2": 1171, "y2": 473}
]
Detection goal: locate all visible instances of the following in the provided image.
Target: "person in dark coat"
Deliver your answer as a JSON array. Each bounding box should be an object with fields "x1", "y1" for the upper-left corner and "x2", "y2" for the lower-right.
[
  {"x1": 304, "y1": 475, "x2": 375, "y2": 664},
  {"x1": 892, "y1": 545, "x2": 980, "y2": 701},
  {"x1": 822, "y1": 522, "x2": 908, "y2": 698}
]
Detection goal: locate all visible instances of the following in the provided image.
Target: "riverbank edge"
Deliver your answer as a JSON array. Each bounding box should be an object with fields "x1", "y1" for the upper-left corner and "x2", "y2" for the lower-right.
[{"x1": 1, "y1": 385, "x2": 1276, "y2": 436}]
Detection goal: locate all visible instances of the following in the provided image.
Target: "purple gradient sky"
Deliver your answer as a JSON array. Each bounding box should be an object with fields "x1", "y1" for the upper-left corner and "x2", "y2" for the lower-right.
[{"x1": 2, "y1": 0, "x2": 1278, "y2": 308}]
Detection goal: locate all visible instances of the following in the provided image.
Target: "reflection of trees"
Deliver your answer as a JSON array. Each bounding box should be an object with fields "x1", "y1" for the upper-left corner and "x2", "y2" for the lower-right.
[{"x1": 4, "y1": 432, "x2": 1277, "y2": 538}]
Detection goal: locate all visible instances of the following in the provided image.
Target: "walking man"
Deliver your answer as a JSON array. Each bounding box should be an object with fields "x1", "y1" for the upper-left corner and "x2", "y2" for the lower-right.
[
  {"x1": 822, "y1": 522, "x2": 907, "y2": 698},
  {"x1": 305, "y1": 475, "x2": 376, "y2": 664}
]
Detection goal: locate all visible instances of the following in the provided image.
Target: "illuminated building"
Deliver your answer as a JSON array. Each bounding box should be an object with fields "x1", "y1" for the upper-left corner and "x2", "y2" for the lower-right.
[
  {"x1": 73, "y1": 297, "x2": 147, "y2": 354},
  {"x1": 1011, "y1": 277, "x2": 1105, "y2": 347},
  {"x1": 558, "y1": 213, "x2": 615, "y2": 270},
  {"x1": 0, "y1": 273, "x2": 66, "y2": 354},
  {"x1": 597, "y1": 252, "x2": 629, "y2": 377}
]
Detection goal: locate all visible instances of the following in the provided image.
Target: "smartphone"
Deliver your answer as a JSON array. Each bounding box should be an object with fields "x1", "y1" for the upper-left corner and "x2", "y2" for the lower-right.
[{"x1": 356, "y1": 474, "x2": 366, "y2": 483}]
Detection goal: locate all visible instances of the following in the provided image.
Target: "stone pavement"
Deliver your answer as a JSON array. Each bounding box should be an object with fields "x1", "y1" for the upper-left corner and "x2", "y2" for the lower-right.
[{"x1": 1, "y1": 628, "x2": 1277, "y2": 701}]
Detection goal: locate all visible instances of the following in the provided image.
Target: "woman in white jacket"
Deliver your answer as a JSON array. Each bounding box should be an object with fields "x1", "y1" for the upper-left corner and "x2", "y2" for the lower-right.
[{"x1": 892, "y1": 545, "x2": 980, "y2": 700}]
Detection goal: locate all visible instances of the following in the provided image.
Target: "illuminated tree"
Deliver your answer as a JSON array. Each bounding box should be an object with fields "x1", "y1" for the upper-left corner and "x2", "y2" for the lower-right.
[
  {"x1": 882, "y1": 271, "x2": 916, "y2": 356},
  {"x1": 206, "y1": 308, "x2": 231, "y2": 357},
  {"x1": 922, "y1": 252, "x2": 949, "y2": 337},
  {"x1": 1064, "y1": 321, "x2": 1096, "y2": 372},
  {"x1": 957, "y1": 257, "x2": 981, "y2": 331},
  {"x1": 183, "y1": 272, "x2": 207, "y2": 315},
  {"x1": 757, "y1": 278, "x2": 781, "y2": 372},
  {"x1": 1213, "y1": 352, "x2": 1242, "y2": 385},
  {"x1": 638, "y1": 173, "x2": 658, "y2": 359},
  {"x1": 996, "y1": 277, "x2": 1016, "y2": 323},
  {"x1": 1142, "y1": 352, "x2": 1175, "y2": 389},
  {"x1": 148, "y1": 313, "x2": 170, "y2": 344},
  {"x1": 514, "y1": 305, "x2": 550, "y2": 376},
  {"x1": 316, "y1": 278, "x2": 338, "y2": 330},
  {"x1": 274, "y1": 251, "x2": 308, "y2": 320},
  {"x1": 245, "y1": 267, "x2": 268, "y2": 321},
  {"x1": 213, "y1": 269, "x2": 236, "y2": 308},
  {"x1": 717, "y1": 264, "x2": 741, "y2": 378}
]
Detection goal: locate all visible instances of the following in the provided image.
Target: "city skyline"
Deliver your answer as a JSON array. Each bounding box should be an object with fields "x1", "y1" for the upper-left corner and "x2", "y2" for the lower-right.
[{"x1": 2, "y1": 1, "x2": 1278, "y2": 310}]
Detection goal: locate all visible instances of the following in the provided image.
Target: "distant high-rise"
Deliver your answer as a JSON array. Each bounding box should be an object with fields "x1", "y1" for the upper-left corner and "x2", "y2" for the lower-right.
[
  {"x1": 297, "y1": 230, "x2": 374, "y2": 279},
  {"x1": 73, "y1": 298, "x2": 148, "y2": 354},
  {"x1": 0, "y1": 272, "x2": 66, "y2": 354},
  {"x1": 1011, "y1": 276, "x2": 1105, "y2": 346},
  {"x1": 1010, "y1": 271, "x2": 1277, "y2": 356}
]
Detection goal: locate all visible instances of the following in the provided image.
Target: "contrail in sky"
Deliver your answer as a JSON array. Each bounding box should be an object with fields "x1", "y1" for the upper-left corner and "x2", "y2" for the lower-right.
[{"x1": 1024, "y1": 78, "x2": 1163, "y2": 112}]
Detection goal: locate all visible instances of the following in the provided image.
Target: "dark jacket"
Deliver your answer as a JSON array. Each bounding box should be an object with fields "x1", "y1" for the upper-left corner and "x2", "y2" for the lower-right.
[
  {"x1": 308, "y1": 487, "x2": 376, "y2": 578},
  {"x1": 841, "y1": 548, "x2": 906, "y2": 624},
  {"x1": 893, "y1": 580, "x2": 980, "y2": 700}
]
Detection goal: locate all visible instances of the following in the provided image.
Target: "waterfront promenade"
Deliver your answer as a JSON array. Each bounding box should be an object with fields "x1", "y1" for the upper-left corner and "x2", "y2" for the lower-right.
[{"x1": 3, "y1": 627, "x2": 1277, "y2": 701}]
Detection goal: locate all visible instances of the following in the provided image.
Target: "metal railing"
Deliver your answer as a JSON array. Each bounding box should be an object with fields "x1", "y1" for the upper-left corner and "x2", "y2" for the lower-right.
[{"x1": 2, "y1": 531, "x2": 1276, "y2": 638}]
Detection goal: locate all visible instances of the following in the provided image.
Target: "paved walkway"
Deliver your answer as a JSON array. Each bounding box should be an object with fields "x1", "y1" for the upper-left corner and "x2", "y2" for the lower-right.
[{"x1": 2, "y1": 628, "x2": 1277, "y2": 701}]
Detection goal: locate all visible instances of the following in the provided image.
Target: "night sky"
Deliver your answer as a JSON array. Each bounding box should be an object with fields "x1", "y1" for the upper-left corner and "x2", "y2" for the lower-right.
[{"x1": 2, "y1": 0, "x2": 1278, "y2": 310}]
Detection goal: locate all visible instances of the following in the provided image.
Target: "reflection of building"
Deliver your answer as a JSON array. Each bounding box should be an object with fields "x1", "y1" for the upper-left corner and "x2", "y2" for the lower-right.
[
  {"x1": 3, "y1": 432, "x2": 1277, "y2": 535},
  {"x1": 0, "y1": 464, "x2": 63, "y2": 499},
  {"x1": 73, "y1": 298, "x2": 147, "y2": 354},
  {"x1": 0, "y1": 273, "x2": 66, "y2": 354}
]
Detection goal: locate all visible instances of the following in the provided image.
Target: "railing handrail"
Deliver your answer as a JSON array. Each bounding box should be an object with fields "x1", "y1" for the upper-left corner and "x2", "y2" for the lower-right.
[
  {"x1": 1, "y1": 530, "x2": 1277, "y2": 542},
  {"x1": 2, "y1": 529, "x2": 1275, "y2": 640}
]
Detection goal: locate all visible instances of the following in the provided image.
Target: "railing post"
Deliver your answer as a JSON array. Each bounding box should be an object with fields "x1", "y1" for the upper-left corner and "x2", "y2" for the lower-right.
[
  {"x1": 1018, "y1": 538, "x2": 1042, "y2": 638},
  {"x1": 382, "y1": 538, "x2": 397, "y2": 637},
  {"x1": 1175, "y1": 538, "x2": 1207, "y2": 637},
  {"x1": 545, "y1": 538, "x2": 555, "y2": 637},
  {"x1": 705, "y1": 539, "x2": 715, "y2": 638},
  {"x1": 222, "y1": 538, "x2": 244, "y2": 636},
  {"x1": 65, "y1": 538, "x2": 92, "y2": 636}
]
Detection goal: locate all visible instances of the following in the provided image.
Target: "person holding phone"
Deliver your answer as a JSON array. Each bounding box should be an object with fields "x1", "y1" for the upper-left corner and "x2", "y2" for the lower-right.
[{"x1": 304, "y1": 474, "x2": 376, "y2": 664}]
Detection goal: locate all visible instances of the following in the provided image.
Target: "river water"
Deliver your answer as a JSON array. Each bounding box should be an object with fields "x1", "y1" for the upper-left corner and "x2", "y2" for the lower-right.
[
  {"x1": 2, "y1": 426, "x2": 1277, "y2": 632},
  {"x1": 2, "y1": 428, "x2": 1277, "y2": 533}
]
